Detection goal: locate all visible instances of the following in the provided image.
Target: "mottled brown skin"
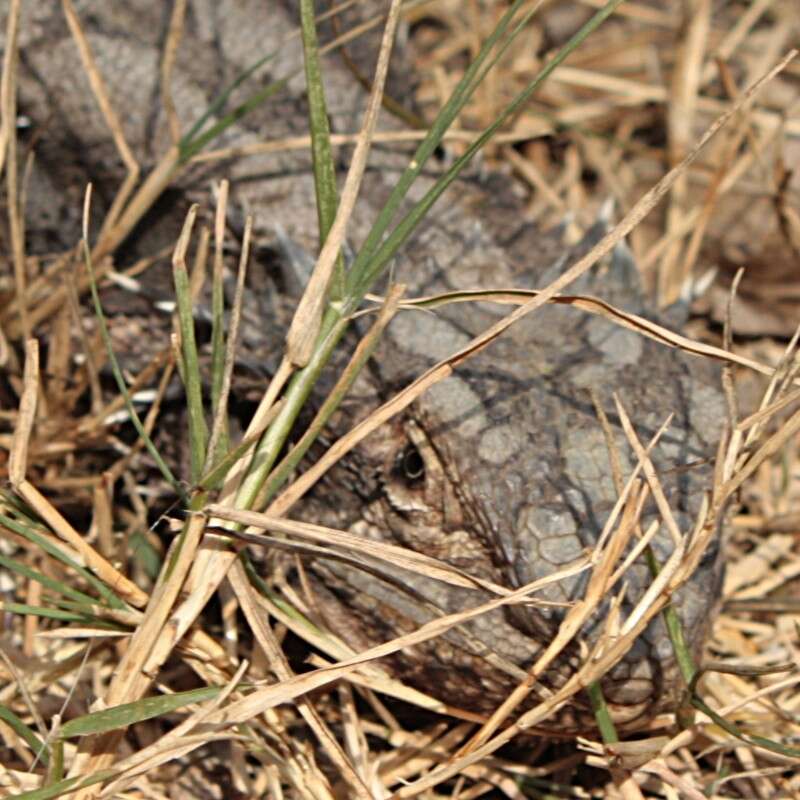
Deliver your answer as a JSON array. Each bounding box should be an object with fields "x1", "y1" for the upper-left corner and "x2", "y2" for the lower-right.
[{"x1": 9, "y1": 0, "x2": 724, "y2": 730}]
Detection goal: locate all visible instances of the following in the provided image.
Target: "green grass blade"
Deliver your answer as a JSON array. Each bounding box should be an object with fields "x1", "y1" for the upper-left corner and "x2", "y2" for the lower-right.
[
  {"x1": 691, "y1": 694, "x2": 800, "y2": 759},
  {"x1": 171, "y1": 206, "x2": 208, "y2": 484},
  {"x1": 209, "y1": 188, "x2": 228, "y2": 459},
  {"x1": 44, "y1": 739, "x2": 63, "y2": 786},
  {"x1": 83, "y1": 236, "x2": 188, "y2": 504},
  {"x1": 199, "y1": 421, "x2": 271, "y2": 491},
  {"x1": 346, "y1": 0, "x2": 627, "y2": 306},
  {"x1": 0, "y1": 488, "x2": 37, "y2": 518},
  {"x1": 343, "y1": 0, "x2": 532, "y2": 300},
  {"x1": 299, "y1": 0, "x2": 345, "y2": 299},
  {"x1": 177, "y1": 2, "x2": 403, "y2": 163},
  {"x1": 0, "y1": 705, "x2": 49, "y2": 767},
  {"x1": 45, "y1": 600, "x2": 126, "y2": 626},
  {"x1": 0, "y1": 602, "x2": 94, "y2": 623},
  {"x1": 57, "y1": 685, "x2": 225, "y2": 739},
  {"x1": 177, "y1": 6, "x2": 383, "y2": 163},
  {"x1": 234, "y1": 312, "x2": 349, "y2": 510},
  {"x1": 129, "y1": 530, "x2": 164, "y2": 581},
  {"x1": 586, "y1": 681, "x2": 619, "y2": 744},
  {"x1": 686, "y1": 661, "x2": 800, "y2": 757},
  {"x1": 178, "y1": 77, "x2": 290, "y2": 163},
  {"x1": 642, "y1": 542, "x2": 698, "y2": 688},
  {"x1": 0, "y1": 553, "x2": 98, "y2": 606},
  {"x1": 181, "y1": 51, "x2": 278, "y2": 147},
  {"x1": 0, "y1": 512, "x2": 126, "y2": 610},
  {"x1": 255, "y1": 288, "x2": 403, "y2": 507}
]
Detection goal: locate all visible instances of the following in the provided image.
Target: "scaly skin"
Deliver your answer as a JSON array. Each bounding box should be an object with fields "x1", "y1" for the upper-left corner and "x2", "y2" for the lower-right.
[{"x1": 8, "y1": 0, "x2": 724, "y2": 730}]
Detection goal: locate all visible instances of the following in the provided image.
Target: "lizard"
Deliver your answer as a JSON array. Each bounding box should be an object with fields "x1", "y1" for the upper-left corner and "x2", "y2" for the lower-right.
[{"x1": 4, "y1": 0, "x2": 725, "y2": 732}]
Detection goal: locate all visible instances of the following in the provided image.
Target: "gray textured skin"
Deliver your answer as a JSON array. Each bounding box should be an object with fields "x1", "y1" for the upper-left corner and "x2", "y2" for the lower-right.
[
  {"x1": 311, "y1": 218, "x2": 724, "y2": 729},
  {"x1": 8, "y1": 0, "x2": 725, "y2": 730}
]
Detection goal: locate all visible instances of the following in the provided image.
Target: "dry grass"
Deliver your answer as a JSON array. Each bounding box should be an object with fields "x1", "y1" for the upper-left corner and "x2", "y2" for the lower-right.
[{"x1": 1, "y1": 1, "x2": 799, "y2": 798}]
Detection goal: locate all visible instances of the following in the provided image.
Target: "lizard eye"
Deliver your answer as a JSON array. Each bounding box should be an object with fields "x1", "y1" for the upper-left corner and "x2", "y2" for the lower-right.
[{"x1": 399, "y1": 443, "x2": 425, "y2": 483}]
